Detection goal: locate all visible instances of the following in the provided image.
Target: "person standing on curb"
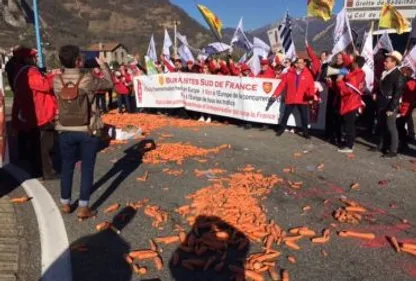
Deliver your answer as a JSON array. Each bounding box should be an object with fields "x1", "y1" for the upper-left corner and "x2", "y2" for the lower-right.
[
  {"x1": 54, "y1": 45, "x2": 113, "y2": 219},
  {"x1": 376, "y1": 51, "x2": 405, "y2": 158}
]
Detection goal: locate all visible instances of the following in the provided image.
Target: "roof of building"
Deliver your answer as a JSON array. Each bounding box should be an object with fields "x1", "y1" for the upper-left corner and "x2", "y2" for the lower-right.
[{"x1": 88, "y1": 42, "x2": 127, "y2": 52}]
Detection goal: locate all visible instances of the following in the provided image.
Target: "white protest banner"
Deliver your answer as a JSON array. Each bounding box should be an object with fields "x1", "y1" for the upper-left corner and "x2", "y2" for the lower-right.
[
  {"x1": 403, "y1": 44, "x2": 416, "y2": 72},
  {"x1": 134, "y1": 73, "x2": 328, "y2": 130},
  {"x1": 361, "y1": 24, "x2": 375, "y2": 92},
  {"x1": 0, "y1": 70, "x2": 8, "y2": 167},
  {"x1": 331, "y1": 8, "x2": 353, "y2": 57}
]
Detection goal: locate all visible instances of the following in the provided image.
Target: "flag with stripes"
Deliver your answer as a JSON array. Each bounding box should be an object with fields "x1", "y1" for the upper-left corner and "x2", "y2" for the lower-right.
[{"x1": 278, "y1": 12, "x2": 296, "y2": 61}]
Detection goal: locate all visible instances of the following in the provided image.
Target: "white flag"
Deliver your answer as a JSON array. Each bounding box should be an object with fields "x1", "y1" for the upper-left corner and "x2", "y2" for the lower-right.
[
  {"x1": 248, "y1": 49, "x2": 262, "y2": 76},
  {"x1": 178, "y1": 44, "x2": 194, "y2": 63},
  {"x1": 230, "y1": 17, "x2": 253, "y2": 52},
  {"x1": 146, "y1": 34, "x2": 157, "y2": 62},
  {"x1": 361, "y1": 25, "x2": 374, "y2": 93},
  {"x1": 403, "y1": 45, "x2": 416, "y2": 73},
  {"x1": 331, "y1": 8, "x2": 353, "y2": 58},
  {"x1": 177, "y1": 32, "x2": 188, "y2": 46},
  {"x1": 239, "y1": 53, "x2": 248, "y2": 63},
  {"x1": 163, "y1": 29, "x2": 173, "y2": 59},
  {"x1": 204, "y1": 42, "x2": 231, "y2": 55},
  {"x1": 373, "y1": 31, "x2": 394, "y2": 54},
  {"x1": 253, "y1": 37, "x2": 271, "y2": 59}
]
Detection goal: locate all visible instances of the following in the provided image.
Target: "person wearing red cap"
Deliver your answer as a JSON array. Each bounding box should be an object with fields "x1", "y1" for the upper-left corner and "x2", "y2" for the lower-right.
[
  {"x1": 240, "y1": 64, "x2": 254, "y2": 77},
  {"x1": 272, "y1": 58, "x2": 316, "y2": 139},
  {"x1": 257, "y1": 59, "x2": 275, "y2": 79},
  {"x1": 11, "y1": 47, "x2": 59, "y2": 179}
]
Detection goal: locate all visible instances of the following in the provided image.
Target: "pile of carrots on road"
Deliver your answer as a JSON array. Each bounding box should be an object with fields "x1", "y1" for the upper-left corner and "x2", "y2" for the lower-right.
[
  {"x1": 143, "y1": 143, "x2": 230, "y2": 165},
  {"x1": 102, "y1": 112, "x2": 219, "y2": 136}
]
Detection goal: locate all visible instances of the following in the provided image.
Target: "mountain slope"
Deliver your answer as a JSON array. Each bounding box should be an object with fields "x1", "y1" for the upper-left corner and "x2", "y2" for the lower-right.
[{"x1": 0, "y1": 0, "x2": 212, "y2": 54}]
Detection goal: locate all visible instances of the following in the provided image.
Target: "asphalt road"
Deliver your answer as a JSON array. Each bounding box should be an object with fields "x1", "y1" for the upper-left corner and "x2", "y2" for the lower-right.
[{"x1": 35, "y1": 113, "x2": 416, "y2": 281}]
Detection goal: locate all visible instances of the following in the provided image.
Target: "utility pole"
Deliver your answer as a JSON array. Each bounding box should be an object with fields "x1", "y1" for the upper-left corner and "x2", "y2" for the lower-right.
[
  {"x1": 33, "y1": 0, "x2": 44, "y2": 68},
  {"x1": 173, "y1": 20, "x2": 180, "y2": 58}
]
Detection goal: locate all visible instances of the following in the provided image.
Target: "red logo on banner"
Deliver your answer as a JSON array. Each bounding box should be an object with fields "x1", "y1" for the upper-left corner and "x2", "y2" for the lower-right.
[
  {"x1": 136, "y1": 80, "x2": 142, "y2": 104},
  {"x1": 262, "y1": 82, "x2": 273, "y2": 94}
]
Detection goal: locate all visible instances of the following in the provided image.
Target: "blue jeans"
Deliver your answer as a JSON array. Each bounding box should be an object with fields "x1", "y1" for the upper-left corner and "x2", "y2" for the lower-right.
[
  {"x1": 59, "y1": 131, "x2": 99, "y2": 206},
  {"x1": 117, "y1": 95, "x2": 131, "y2": 113}
]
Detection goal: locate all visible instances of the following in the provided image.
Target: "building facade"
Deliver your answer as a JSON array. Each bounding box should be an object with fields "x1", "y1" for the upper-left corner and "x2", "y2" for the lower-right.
[{"x1": 87, "y1": 42, "x2": 129, "y2": 65}]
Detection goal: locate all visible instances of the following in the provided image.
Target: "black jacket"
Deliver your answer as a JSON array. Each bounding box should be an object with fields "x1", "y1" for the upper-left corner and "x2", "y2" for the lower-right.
[{"x1": 378, "y1": 68, "x2": 405, "y2": 112}]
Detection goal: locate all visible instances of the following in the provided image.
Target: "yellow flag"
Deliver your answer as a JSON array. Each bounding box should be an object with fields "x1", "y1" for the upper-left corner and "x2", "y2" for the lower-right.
[
  {"x1": 307, "y1": 0, "x2": 334, "y2": 22},
  {"x1": 379, "y1": 4, "x2": 410, "y2": 34},
  {"x1": 197, "y1": 4, "x2": 223, "y2": 39}
]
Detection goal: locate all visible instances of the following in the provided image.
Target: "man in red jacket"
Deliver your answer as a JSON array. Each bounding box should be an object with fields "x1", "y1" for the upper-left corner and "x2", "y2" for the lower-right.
[
  {"x1": 397, "y1": 66, "x2": 416, "y2": 152},
  {"x1": 12, "y1": 48, "x2": 58, "y2": 179},
  {"x1": 273, "y1": 58, "x2": 316, "y2": 139},
  {"x1": 335, "y1": 56, "x2": 366, "y2": 153},
  {"x1": 257, "y1": 59, "x2": 275, "y2": 79}
]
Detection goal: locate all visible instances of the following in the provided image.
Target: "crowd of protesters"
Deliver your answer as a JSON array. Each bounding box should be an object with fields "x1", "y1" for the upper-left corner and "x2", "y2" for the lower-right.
[{"x1": 3, "y1": 41, "x2": 415, "y2": 219}]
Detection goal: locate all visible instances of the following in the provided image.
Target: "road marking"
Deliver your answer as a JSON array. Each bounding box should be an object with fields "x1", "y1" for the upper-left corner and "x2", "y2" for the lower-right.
[{"x1": 4, "y1": 164, "x2": 72, "y2": 281}]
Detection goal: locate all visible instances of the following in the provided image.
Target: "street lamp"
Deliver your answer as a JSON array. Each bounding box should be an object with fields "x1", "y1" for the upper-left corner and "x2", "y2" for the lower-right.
[{"x1": 33, "y1": 0, "x2": 44, "y2": 68}]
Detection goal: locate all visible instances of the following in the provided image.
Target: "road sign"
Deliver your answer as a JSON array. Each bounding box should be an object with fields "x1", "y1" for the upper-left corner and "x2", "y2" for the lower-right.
[{"x1": 345, "y1": 0, "x2": 416, "y2": 21}]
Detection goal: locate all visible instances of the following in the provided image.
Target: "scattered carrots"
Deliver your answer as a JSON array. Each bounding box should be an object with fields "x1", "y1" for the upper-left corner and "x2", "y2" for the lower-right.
[
  {"x1": 154, "y1": 235, "x2": 180, "y2": 245},
  {"x1": 9, "y1": 196, "x2": 32, "y2": 204},
  {"x1": 95, "y1": 221, "x2": 120, "y2": 234},
  {"x1": 144, "y1": 205, "x2": 168, "y2": 228},
  {"x1": 129, "y1": 250, "x2": 158, "y2": 260},
  {"x1": 143, "y1": 143, "x2": 230, "y2": 165}
]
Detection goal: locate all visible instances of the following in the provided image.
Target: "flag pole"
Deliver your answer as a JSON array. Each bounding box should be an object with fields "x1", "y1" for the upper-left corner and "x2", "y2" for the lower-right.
[{"x1": 33, "y1": 0, "x2": 44, "y2": 68}]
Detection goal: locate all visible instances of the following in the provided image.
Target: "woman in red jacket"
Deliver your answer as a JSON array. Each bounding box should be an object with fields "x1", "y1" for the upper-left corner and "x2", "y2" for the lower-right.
[
  {"x1": 397, "y1": 67, "x2": 416, "y2": 152},
  {"x1": 335, "y1": 56, "x2": 366, "y2": 153},
  {"x1": 273, "y1": 58, "x2": 316, "y2": 139},
  {"x1": 113, "y1": 70, "x2": 132, "y2": 113}
]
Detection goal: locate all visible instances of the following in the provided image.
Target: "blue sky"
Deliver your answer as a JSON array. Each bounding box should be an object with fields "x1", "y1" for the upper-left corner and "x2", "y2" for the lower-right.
[{"x1": 171, "y1": 0, "x2": 345, "y2": 30}]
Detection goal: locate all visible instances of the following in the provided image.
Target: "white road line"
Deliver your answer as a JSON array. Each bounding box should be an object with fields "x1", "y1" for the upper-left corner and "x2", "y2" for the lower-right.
[{"x1": 4, "y1": 164, "x2": 72, "y2": 281}]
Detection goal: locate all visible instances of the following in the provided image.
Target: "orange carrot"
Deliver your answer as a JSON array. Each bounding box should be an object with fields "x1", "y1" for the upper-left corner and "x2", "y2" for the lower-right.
[
  {"x1": 401, "y1": 242, "x2": 416, "y2": 250},
  {"x1": 229, "y1": 265, "x2": 265, "y2": 281},
  {"x1": 311, "y1": 236, "x2": 330, "y2": 244},
  {"x1": 345, "y1": 206, "x2": 367, "y2": 213},
  {"x1": 283, "y1": 235, "x2": 303, "y2": 242},
  {"x1": 401, "y1": 247, "x2": 416, "y2": 256},
  {"x1": 215, "y1": 231, "x2": 230, "y2": 240},
  {"x1": 136, "y1": 171, "x2": 149, "y2": 182},
  {"x1": 302, "y1": 205, "x2": 312, "y2": 212},
  {"x1": 179, "y1": 231, "x2": 187, "y2": 243},
  {"x1": 129, "y1": 250, "x2": 158, "y2": 260},
  {"x1": 255, "y1": 252, "x2": 281, "y2": 262},
  {"x1": 103, "y1": 203, "x2": 120, "y2": 214},
  {"x1": 350, "y1": 183, "x2": 360, "y2": 190},
  {"x1": 132, "y1": 264, "x2": 147, "y2": 275},
  {"x1": 154, "y1": 235, "x2": 180, "y2": 244},
  {"x1": 124, "y1": 254, "x2": 134, "y2": 265},
  {"x1": 338, "y1": 231, "x2": 375, "y2": 240},
  {"x1": 10, "y1": 196, "x2": 32, "y2": 204},
  {"x1": 387, "y1": 236, "x2": 400, "y2": 252},
  {"x1": 149, "y1": 240, "x2": 157, "y2": 252},
  {"x1": 154, "y1": 256, "x2": 163, "y2": 271},
  {"x1": 265, "y1": 235, "x2": 274, "y2": 249},
  {"x1": 268, "y1": 266, "x2": 279, "y2": 281},
  {"x1": 285, "y1": 240, "x2": 300, "y2": 250},
  {"x1": 298, "y1": 229, "x2": 316, "y2": 237},
  {"x1": 204, "y1": 256, "x2": 216, "y2": 271},
  {"x1": 288, "y1": 256, "x2": 296, "y2": 264},
  {"x1": 282, "y1": 269, "x2": 290, "y2": 281}
]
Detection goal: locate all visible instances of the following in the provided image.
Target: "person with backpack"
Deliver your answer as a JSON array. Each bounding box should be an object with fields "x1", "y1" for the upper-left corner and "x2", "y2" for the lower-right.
[{"x1": 54, "y1": 45, "x2": 113, "y2": 219}]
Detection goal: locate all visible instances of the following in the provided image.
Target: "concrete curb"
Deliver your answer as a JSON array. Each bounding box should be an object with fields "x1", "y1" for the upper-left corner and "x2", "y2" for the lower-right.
[{"x1": 4, "y1": 165, "x2": 72, "y2": 281}]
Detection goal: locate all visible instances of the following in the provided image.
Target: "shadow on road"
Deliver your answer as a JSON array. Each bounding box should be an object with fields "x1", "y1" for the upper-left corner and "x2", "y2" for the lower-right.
[
  {"x1": 90, "y1": 139, "x2": 156, "y2": 210},
  {"x1": 169, "y1": 215, "x2": 250, "y2": 281},
  {"x1": 40, "y1": 206, "x2": 137, "y2": 281}
]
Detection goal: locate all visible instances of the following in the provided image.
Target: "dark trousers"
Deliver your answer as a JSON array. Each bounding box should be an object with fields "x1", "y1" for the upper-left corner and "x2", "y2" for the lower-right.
[
  {"x1": 18, "y1": 128, "x2": 41, "y2": 177},
  {"x1": 343, "y1": 110, "x2": 358, "y2": 149},
  {"x1": 117, "y1": 95, "x2": 131, "y2": 113},
  {"x1": 279, "y1": 104, "x2": 309, "y2": 131},
  {"x1": 397, "y1": 115, "x2": 410, "y2": 146},
  {"x1": 377, "y1": 109, "x2": 399, "y2": 153},
  {"x1": 40, "y1": 124, "x2": 57, "y2": 177},
  {"x1": 96, "y1": 94, "x2": 107, "y2": 113},
  {"x1": 325, "y1": 92, "x2": 342, "y2": 141},
  {"x1": 107, "y1": 90, "x2": 113, "y2": 110},
  {"x1": 59, "y1": 131, "x2": 99, "y2": 203}
]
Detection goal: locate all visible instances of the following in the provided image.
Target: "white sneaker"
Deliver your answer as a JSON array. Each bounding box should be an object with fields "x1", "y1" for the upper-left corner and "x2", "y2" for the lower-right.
[
  {"x1": 337, "y1": 147, "x2": 353, "y2": 153},
  {"x1": 205, "y1": 117, "x2": 212, "y2": 123},
  {"x1": 198, "y1": 116, "x2": 205, "y2": 122}
]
